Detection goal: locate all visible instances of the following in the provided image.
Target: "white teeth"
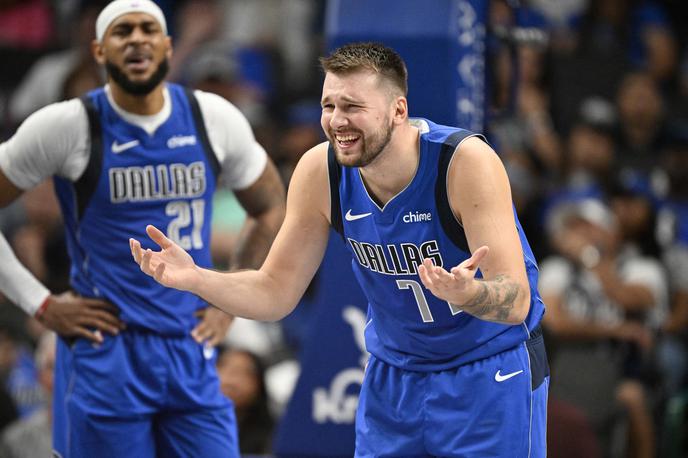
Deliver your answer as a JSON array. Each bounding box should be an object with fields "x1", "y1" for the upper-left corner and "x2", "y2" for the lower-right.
[{"x1": 336, "y1": 134, "x2": 358, "y2": 142}]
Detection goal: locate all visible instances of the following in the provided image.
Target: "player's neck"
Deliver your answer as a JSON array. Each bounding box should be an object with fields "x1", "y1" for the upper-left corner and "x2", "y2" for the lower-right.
[
  {"x1": 359, "y1": 123, "x2": 420, "y2": 206},
  {"x1": 108, "y1": 82, "x2": 166, "y2": 115}
]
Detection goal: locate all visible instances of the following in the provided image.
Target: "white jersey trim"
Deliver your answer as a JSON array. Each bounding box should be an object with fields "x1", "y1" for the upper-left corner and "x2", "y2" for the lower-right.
[{"x1": 0, "y1": 86, "x2": 267, "y2": 192}]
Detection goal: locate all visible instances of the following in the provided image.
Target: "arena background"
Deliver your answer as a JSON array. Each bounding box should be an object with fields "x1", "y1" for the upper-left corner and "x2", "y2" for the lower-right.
[{"x1": 0, "y1": 1, "x2": 687, "y2": 457}]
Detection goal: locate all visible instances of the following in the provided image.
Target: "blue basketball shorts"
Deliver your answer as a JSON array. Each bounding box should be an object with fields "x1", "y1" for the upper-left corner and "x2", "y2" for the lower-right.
[
  {"x1": 355, "y1": 327, "x2": 549, "y2": 457},
  {"x1": 52, "y1": 329, "x2": 239, "y2": 458}
]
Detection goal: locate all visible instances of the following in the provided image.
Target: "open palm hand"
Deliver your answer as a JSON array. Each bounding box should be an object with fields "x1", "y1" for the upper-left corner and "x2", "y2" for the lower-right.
[
  {"x1": 129, "y1": 225, "x2": 202, "y2": 292},
  {"x1": 418, "y1": 246, "x2": 489, "y2": 303}
]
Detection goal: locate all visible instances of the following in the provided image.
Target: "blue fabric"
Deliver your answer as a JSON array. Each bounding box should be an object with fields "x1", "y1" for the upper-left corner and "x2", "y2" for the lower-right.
[
  {"x1": 50, "y1": 84, "x2": 235, "y2": 456},
  {"x1": 336, "y1": 118, "x2": 544, "y2": 372},
  {"x1": 53, "y1": 84, "x2": 216, "y2": 336},
  {"x1": 5, "y1": 347, "x2": 42, "y2": 418},
  {"x1": 273, "y1": 233, "x2": 367, "y2": 457},
  {"x1": 355, "y1": 336, "x2": 548, "y2": 457},
  {"x1": 54, "y1": 331, "x2": 237, "y2": 458},
  {"x1": 660, "y1": 200, "x2": 688, "y2": 245}
]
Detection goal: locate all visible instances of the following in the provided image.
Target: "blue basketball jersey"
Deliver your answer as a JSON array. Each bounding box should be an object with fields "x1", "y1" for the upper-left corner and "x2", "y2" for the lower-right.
[
  {"x1": 53, "y1": 84, "x2": 218, "y2": 335},
  {"x1": 329, "y1": 118, "x2": 545, "y2": 371}
]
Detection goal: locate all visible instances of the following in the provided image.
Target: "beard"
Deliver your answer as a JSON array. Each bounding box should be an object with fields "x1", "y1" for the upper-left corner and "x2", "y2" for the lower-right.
[
  {"x1": 105, "y1": 57, "x2": 169, "y2": 96},
  {"x1": 333, "y1": 116, "x2": 394, "y2": 167}
]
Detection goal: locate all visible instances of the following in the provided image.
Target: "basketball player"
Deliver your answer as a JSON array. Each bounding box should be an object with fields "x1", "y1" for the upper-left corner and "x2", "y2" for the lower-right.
[
  {"x1": 131, "y1": 42, "x2": 548, "y2": 457},
  {"x1": 0, "y1": 1, "x2": 285, "y2": 456}
]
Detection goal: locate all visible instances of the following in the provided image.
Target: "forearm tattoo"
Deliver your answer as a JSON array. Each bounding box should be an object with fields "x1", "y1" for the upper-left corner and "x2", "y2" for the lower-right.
[{"x1": 457, "y1": 275, "x2": 520, "y2": 322}]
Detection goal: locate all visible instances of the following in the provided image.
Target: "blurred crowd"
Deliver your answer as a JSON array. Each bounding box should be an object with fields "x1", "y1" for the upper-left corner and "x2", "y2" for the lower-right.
[{"x1": 0, "y1": 0, "x2": 687, "y2": 457}]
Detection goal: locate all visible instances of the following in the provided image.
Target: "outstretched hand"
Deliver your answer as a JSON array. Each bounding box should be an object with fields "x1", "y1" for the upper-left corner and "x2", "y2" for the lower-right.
[
  {"x1": 129, "y1": 225, "x2": 202, "y2": 292},
  {"x1": 418, "y1": 246, "x2": 489, "y2": 303}
]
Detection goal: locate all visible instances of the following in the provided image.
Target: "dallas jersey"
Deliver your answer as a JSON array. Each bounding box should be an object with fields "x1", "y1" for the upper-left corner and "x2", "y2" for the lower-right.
[
  {"x1": 0, "y1": 83, "x2": 267, "y2": 334},
  {"x1": 53, "y1": 85, "x2": 218, "y2": 334},
  {"x1": 328, "y1": 118, "x2": 545, "y2": 371},
  {"x1": 1, "y1": 83, "x2": 266, "y2": 457}
]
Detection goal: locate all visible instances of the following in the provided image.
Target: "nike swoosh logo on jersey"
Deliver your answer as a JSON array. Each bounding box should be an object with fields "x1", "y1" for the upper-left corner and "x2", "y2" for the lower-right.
[
  {"x1": 345, "y1": 209, "x2": 372, "y2": 221},
  {"x1": 111, "y1": 139, "x2": 140, "y2": 154},
  {"x1": 494, "y1": 369, "x2": 523, "y2": 382}
]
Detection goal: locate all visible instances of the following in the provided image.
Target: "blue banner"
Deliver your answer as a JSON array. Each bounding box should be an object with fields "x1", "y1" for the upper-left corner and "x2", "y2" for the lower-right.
[
  {"x1": 273, "y1": 233, "x2": 367, "y2": 457},
  {"x1": 325, "y1": 0, "x2": 488, "y2": 132}
]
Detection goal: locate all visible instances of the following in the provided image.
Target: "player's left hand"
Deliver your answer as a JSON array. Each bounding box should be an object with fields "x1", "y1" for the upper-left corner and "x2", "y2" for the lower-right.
[
  {"x1": 418, "y1": 246, "x2": 489, "y2": 303},
  {"x1": 191, "y1": 306, "x2": 234, "y2": 346}
]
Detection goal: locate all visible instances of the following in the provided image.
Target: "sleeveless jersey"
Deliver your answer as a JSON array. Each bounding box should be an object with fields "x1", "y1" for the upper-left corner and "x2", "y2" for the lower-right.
[
  {"x1": 53, "y1": 84, "x2": 219, "y2": 335},
  {"x1": 328, "y1": 118, "x2": 545, "y2": 371}
]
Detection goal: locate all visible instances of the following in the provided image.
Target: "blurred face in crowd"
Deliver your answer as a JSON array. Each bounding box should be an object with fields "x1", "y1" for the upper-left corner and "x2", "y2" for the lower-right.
[
  {"x1": 216, "y1": 349, "x2": 261, "y2": 410},
  {"x1": 617, "y1": 73, "x2": 662, "y2": 129},
  {"x1": 321, "y1": 70, "x2": 401, "y2": 168},
  {"x1": 92, "y1": 13, "x2": 171, "y2": 95},
  {"x1": 568, "y1": 125, "x2": 615, "y2": 175},
  {"x1": 553, "y1": 216, "x2": 618, "y2": 264},
  {"x1": 611, "y1": 194, "x2": 652, "y2": 240}
]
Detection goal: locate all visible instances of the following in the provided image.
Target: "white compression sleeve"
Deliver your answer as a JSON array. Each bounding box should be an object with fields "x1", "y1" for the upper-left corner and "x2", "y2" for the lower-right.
[{"x1": 0, "y1": 231, "x2": 50, "y2": 315}]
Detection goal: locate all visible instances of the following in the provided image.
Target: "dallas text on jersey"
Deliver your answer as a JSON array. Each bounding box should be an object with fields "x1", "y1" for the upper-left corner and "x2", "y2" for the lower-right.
[
  {"x1": 347, "y1": 238, "x2": 443, "y2": 276},
  {"x1": 109, "y1": 161, "x2": 207, "y2": 203}
]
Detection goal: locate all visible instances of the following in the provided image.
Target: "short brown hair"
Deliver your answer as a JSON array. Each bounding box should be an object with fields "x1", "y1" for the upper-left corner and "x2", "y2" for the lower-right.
[{"x1": 319, "y1": 42, "x2": 408, "y2": 96}]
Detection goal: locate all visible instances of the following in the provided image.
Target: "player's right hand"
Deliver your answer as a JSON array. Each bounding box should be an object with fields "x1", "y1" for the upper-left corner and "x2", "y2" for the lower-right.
[
  {"x1": 130, "y1": 225, "x2": 202, "y2": 292},
  {"x1": 37, "y1": 291, "x2": 125, "y2": 343}
]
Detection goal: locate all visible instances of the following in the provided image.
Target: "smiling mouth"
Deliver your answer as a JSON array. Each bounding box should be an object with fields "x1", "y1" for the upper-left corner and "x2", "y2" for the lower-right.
[{"x1": 334, "y1": 133, "x2": 361, "y2": 149}]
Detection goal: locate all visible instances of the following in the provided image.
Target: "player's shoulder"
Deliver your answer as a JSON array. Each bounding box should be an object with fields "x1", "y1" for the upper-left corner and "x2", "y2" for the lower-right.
[
  {"x1": 24, "y1": 98, "x2": 86, "y2": 125},
  {"x1": 290, "y1": 142, "x2": 329, "y2": 184},
  {"x1": 191, "y1": 89, "x2": 241, "y2": 116},
  {"x1": 447, "y1": 134, "x2": 507, "y2": 196},
  {"x1": 17, "y1": 98, "x2": 87, "y2": 138},
  {"x1": 452, "y1": 135, "x2": 500, "y2": 168},
  {"x1": 298, "y1": 141, "x2": 329, "y2": 169},
  {"x1": 190, "y1": 88, "x2": 252, "y2": 131}
]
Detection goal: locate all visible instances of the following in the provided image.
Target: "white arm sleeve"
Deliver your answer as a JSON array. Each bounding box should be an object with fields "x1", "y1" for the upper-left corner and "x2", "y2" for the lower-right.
[
  {"x1": 0, "y1": 99, "x2": 89, "y2": 314},
  {"x1": 0, "y1": 232, "x2": 50, "y2": 315},
  {"x1": 194, "y1": 90, "x2": 268, "y2": 190},
  {"x1": 0, "y1": 99, "x2": 90, "y2": 189}
]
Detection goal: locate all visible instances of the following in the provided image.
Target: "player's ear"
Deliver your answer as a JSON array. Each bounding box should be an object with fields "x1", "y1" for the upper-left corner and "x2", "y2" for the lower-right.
[
  {"x1": 92, "y1": 39, "x2": 105, "y2": 65},
  {"x1": 392, "y1": 96, "x2": 408, "y2": 125}
]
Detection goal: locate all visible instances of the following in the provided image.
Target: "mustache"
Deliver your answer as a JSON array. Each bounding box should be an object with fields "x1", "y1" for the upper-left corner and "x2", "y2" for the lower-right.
[{"x1": 104, "y1": 57, "x2": 169, "y2": 96}]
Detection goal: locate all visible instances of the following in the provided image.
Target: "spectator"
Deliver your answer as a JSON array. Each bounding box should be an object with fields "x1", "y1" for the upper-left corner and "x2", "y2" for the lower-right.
[
  {"x1": 216, "y1": 346, "x2": 274, "y2": 455},
  {"x1": 7, "y1": 2, "x2": 105, "y2": 125},
  {"x1": 656, "y1": 126, "x2": 688, "y2": 395},
  {"x1": 0, "y1": 308, "x2": 42, "y2": 420},
  {"x1": 615, "y1": 71, "x2": 667, "y2": 176},
  {"x1": 542, "y1": 96, "x2": 618, "y2": 235},
  {"x1": 573, "y1": 0, "x2": 677, "y2": 84},
  {"x1": 540, "y1": 198, "x2": 660, "y2": 457},
  {"x1": 0, "y1": 0, "x2": 55, "y2": 50},
  {"x1": 0, "y1": 331, "x2": 55, "y2": 458}
]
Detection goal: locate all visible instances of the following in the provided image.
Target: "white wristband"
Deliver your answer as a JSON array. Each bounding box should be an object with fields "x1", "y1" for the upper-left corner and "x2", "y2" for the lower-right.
[{"x1": 0, "y1": 231, "x2": 51, "y2": 315}]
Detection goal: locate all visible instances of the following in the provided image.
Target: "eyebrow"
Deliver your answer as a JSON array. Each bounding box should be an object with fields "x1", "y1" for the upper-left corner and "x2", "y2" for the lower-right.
[{"x1": 321, "y1": 95, "x2": 364, "y2": 105}]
